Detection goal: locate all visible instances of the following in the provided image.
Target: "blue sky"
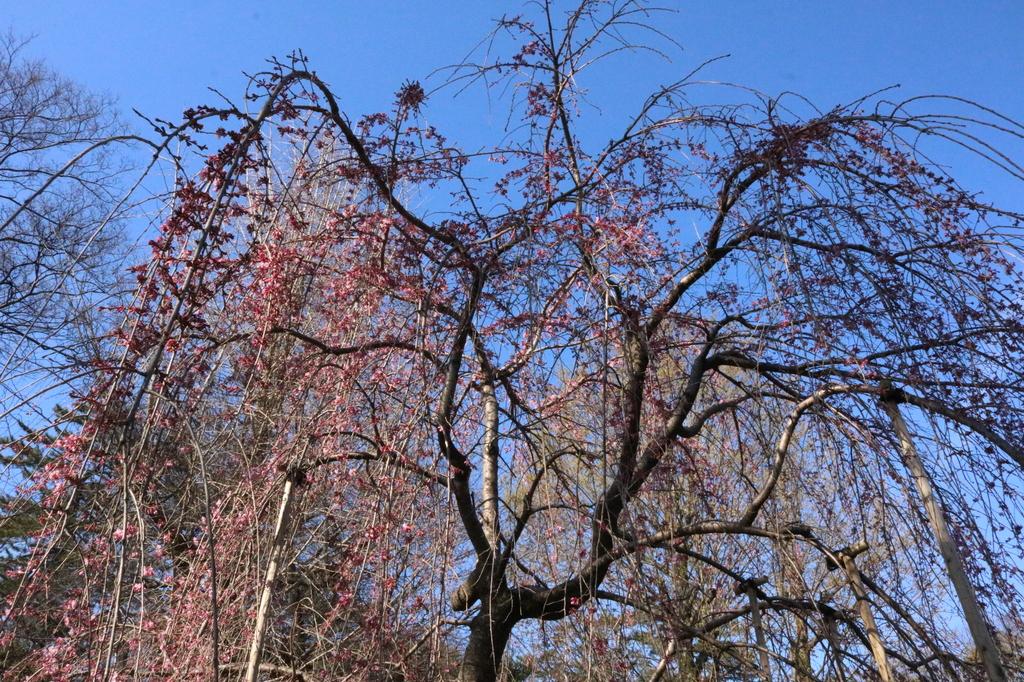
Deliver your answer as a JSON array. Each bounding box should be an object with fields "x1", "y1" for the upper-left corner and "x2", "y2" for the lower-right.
[{"x1": 6, "y1": 1, "x2": 1022, "y2": 212}]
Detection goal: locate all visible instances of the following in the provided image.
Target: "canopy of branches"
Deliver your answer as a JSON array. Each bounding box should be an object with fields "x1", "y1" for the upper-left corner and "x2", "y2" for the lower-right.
[{"x1": 2, "y1": 3, "x2": 1024, "y2": 681}]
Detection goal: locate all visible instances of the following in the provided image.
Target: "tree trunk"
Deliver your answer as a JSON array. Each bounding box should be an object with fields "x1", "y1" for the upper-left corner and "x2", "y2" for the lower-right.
[
  {"x1": 841, "y1": 554, "x2": 893, "y2": 682},
  {"x1": 745, "y1": 587, "x2": 772, "y2": 681},
  {"x1": 882, "y1": 398, "x2": 1007, "y2": 682},
  {"x1": 459, "y1": 607, "x2": 516, "y2": 682},
  {"x1": 823, "y1": 616, "x2": 848, "y2": 682},
  {"x1": 647, "y1": 639, "x2": 676, "y2": 681},
  {"x1": 244, "y1": 474, "x2": 297, "y2": 682}
]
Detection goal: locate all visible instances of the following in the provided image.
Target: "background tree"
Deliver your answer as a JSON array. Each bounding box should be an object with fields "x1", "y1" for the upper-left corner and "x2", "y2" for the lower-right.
[
  {"x1": 3, "y1": 2, "x2": 1024, "y2": 680},
  {"x1": 0, "y1": 30, "x2": 136, "y2": 429}
]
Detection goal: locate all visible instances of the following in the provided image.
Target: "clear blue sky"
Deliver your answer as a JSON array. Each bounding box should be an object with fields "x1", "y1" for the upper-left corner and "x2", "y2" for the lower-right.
[{"x1": 6, "y1": 1, "x2": 1023, "y2": 204}]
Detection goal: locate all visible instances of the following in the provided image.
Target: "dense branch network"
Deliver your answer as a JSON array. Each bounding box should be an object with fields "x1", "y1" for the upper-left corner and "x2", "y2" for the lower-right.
[{"x1": 3, "y1": 3, "x2": 1024, "y2": 681}]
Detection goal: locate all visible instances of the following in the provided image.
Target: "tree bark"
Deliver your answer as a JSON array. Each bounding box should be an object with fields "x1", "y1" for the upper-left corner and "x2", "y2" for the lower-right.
[
  {"x1": 244, "y1": 474, "x2": 297, "y2": 682},
  {"x1": 458, "y1": 604, "x2": 516, "y2": 682},
  {"x1": 841, "y1": 554, "x2": 893, "y2": 682},
  {"x1": 745, "y1": 586, "x2": 772, "y2": 681},
  {"x1": 647, "y1": 639, "x2": 676, "y2": 681},
  {"x1": 882, "y1": 398, "x2": 1007, "y2": 682},
  {"x1": 480, "y1": 380, "x2": 500, "y2": 551},
  {"x1": 823, "y1": 616, "x2": 848, "y2": 682}
]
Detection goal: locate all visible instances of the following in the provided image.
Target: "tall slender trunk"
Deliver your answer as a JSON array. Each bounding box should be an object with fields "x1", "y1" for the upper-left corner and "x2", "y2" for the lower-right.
[
  {"x1": 244, "y1": 473, "x2": 297, "y2": 682},
  {"x1": 744, "y1": 586, "x2": 772, "y2": 681},
  {"x1": 882, "y1": 397, "x2": 1007, "y2": 681},
  {"x1": 841, "y1": 554, "x2": 892, "y2": 682}
]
